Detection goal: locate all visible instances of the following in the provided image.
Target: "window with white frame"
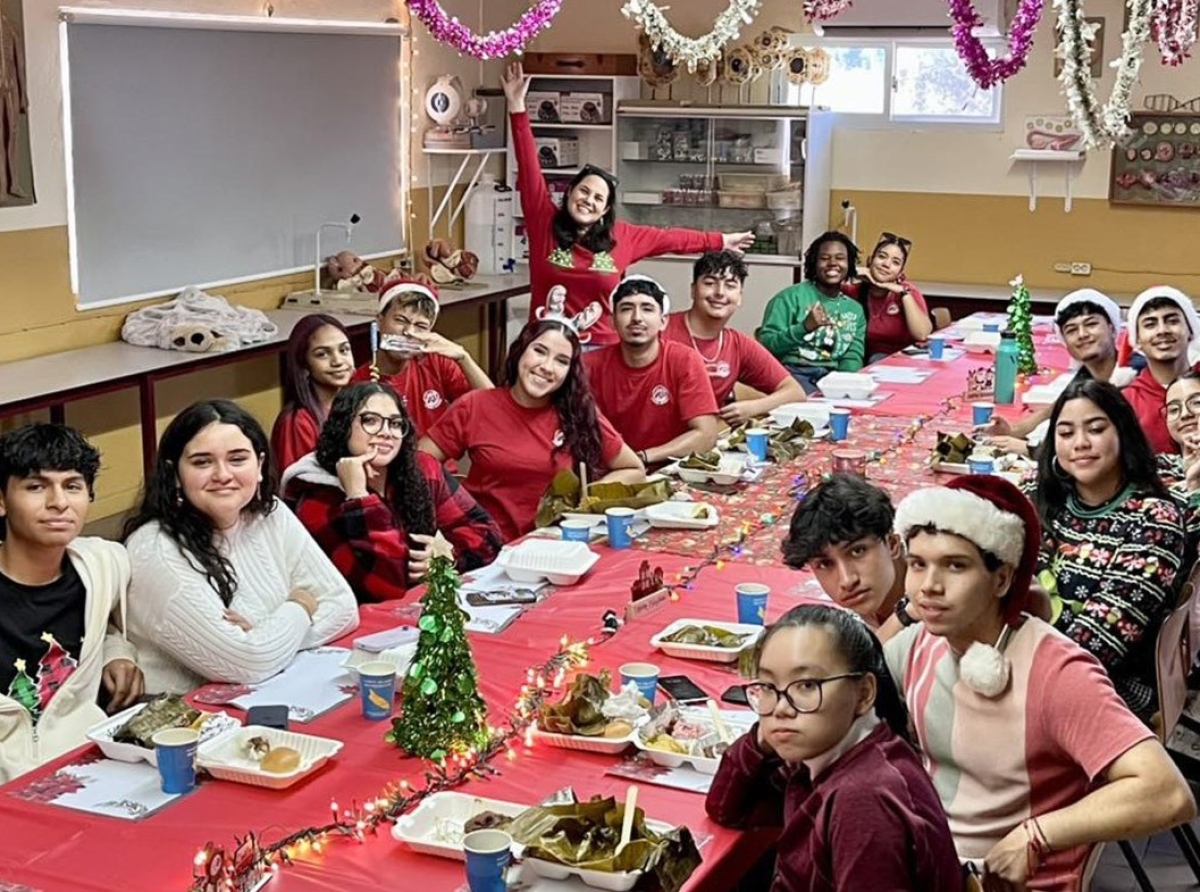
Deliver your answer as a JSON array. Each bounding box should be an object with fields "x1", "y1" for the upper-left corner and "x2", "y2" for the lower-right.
[{"x1": 787, "y1": 39, "x2": 1002, "y2": 126}]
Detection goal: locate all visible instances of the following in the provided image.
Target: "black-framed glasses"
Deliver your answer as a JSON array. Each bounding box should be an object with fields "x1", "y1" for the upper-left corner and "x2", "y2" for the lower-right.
[
  {"x1": 1163, "y1": 395, "x2": 1200, "y2": 421},
  {"x1": 879, "y1": 231, "x2": 913, "y2": 254},
  {"x1": 742, "y1": 674, "x2": 865, "y2": 716},
  {"x1": 356, "y1": 411, "x2": 409, "y2": 437}
]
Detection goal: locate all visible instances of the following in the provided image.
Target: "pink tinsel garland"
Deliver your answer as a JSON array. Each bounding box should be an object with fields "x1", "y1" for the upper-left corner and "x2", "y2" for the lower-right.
[
  {"x1": 803, "y1": 0, "x2": 853, "y2": 21},
  {"x1": 1153, "y1": 0, "x2": 1200, "y2": 65},
  {"x1": 406, "y1": 0, "x2": 562, "y2": 59},
  {"x1": 948, "y1": 0, "x2": 1044, "y2": 89}
]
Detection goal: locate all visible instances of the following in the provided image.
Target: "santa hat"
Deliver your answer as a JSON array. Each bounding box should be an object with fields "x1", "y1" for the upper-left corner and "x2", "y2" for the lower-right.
[
  {"x1": 608, "y1": 274, "x2": 671, "y2": 315},
  {"x1": 378, "y1": 278, "x2": 440, "y2": 318},
  {"x1": 1053, "y1": 288, "x2": 1122, "y2": 335},
  {"x1": 894, "y1": 475, "x2": 1040, "y2": 627},
  {"x1": 1127, "y1": 285, "x2": 1200, "y2": 351}
]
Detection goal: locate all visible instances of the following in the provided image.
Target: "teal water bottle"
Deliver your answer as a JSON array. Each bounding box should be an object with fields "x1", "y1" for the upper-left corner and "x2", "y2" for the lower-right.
[{"x1": 994, "y1": 330, "x2": 1018, "y2": 404}]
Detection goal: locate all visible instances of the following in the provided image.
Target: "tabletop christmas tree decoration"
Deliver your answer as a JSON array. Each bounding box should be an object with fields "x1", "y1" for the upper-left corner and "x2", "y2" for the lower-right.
[
  {"x1": 389, "y1": 533, "x2": 487, "y2": 761},
  {"x1": 1006, "y1": 275, "x2": 1038, "y2": 375}
]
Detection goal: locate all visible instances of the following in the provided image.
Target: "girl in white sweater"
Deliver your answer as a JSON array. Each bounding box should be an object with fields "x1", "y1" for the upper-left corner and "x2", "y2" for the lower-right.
[{"x1": 124, "y1": 400, "x2": 358, "y2": 694}]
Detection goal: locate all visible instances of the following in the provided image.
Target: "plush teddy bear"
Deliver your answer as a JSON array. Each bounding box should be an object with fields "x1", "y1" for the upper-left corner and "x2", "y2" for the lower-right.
[
  {"x1": 422, "y1": 239, "x2": 479, "y2": 285},
  {"x1": 324, "y1": 250, "x2": 386, "y2": 293}
]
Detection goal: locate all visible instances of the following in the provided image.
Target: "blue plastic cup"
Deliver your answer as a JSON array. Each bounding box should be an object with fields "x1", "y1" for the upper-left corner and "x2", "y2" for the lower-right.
[
  {"x1": 560, "y1": 519, "x2": 592, "y2": 542},
  {"x1": 358, "y1": 660, "x2": 397, "y2": 721},
  {"x1": 736, "y1": 583, "x2": 770, "y2": 625},
  {"x1": 605, "y1": 507, "x2": 635, "y2": 549},
  {"x1": 619, "y1": 662, "x2": 660, "y2": 705},
  {"x1": 829, "y1": 408, "x2": 851, "y2": 442},
  {"x1": 153, "y1": 728, "x2": 199, "y2": 795},
  {"x1": 463, "y1": 829, "x2": 512, "y2": 892},
  {"x1": 972, "y1": 402, "x2": 994, "y2": 427},
  {"x1": 983, "y1": 321, "x2": 1001, "y2": 333},
  {"x1": 928, "y1": 335, "x2": 946, "y2": 360},
  {"x1": 968, "y1": 455, "x2": 995, "y2": 475},
  {"x1": 745, "y1": 428, "x2": 769, "y2": 462}
]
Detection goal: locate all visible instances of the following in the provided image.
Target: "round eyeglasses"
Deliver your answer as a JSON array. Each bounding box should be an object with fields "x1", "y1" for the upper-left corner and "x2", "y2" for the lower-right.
[
  {"x1": 1163, "y1": 395, "x2": 1200, "y2": 422},
  {"x1": 742, "y1": 673, "x2": 865, "y2": 716},
  {"x1": 356, "y1": 411, "x2": 409, "y2": 437}
]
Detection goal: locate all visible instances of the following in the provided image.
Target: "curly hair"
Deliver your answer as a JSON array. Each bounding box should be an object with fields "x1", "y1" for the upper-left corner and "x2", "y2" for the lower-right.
[
  {"x1": 314, "y1": 382, "x2": 435, "y2": 536},
  {"x1": 0, "y1": 424, "x2": 102, "y2": 541},
  {"x1": 692, "y1": 250, "x2": 748, "y2": 284},
  {"x1": 551, "y1": 164, "x2": 619, "y2": 255},
  {"x1": 281, "y1": 314, "x2": 350, "y2": 423},
  {"x1": 504, "y1": 319, "x2": 606, "y2": 475},
  {"x1": 782, "y1": 475, "x2": 895, "y2": 569},
  {"x1": 122, "y1": 400, "x2": 277, "y2": 606},
  {"x1": 801, "y1": 231, "x2": 859, "y2": 285},
  {"x1": 1034, "y1": 377, "x2": 1168, "y2": 530}
]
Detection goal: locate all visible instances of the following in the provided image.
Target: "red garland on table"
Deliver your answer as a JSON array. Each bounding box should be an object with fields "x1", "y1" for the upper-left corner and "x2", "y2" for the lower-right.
[
  {"x1": 949, "y1": 0, "x2": 1045, "y2": 89},
  {"x1": 190, "y1": 640, "x2": 590, "y2": 892},
  {"x1": 1153, "y1": 0, "x2": 1200, "y2": 65}
]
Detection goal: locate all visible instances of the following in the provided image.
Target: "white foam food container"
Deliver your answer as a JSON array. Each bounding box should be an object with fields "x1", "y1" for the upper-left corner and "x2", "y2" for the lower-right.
[
  {"x1": 499, "y1": 540, "x2": 600, "y2": 585},
  {"x1": 817, "y1": 372, "x2": 879, "y2": 400},
  {"x1": 530, "y1": 725, "x2": 638, "y2": 755},
  {"x1": 962, "y1": 331, "x2": 1002, "y2": 353},
  {"x1": 519, "y1": 816, "x2": 677, "y2": 892},
  {"x1": 673, "y1": 454, "x2": 750, "y2": 486},
  {"x1": 391, "y1": 791, "x2": 527, "y2": 859},
  {"x1": 634, "y1": 708, "x2": 753, "y2": 775},
  {"x1": 86, "y1": 702, "x2": 239, "y2": 767},
  {"x1": 341, "y1": 643, "x2": 417, "y2": 687},
  {"x1": 650, "y1": 618, "x2": 763, "y2": 663},
  {"x1": 196, "y1": 725, "x2": 343, "y2": 789},
  {"x1": 767, "y1": 401, "x2": 831, "y2": 431},
  {"x1": 644, "y1": 501, "x2": 719, "y2": 530}
]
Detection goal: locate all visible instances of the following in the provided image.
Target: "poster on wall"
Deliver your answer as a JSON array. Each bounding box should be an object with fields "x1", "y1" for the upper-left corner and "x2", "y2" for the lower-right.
[
  {"x1": 1109, "y1": 113, "x2": 1200, "y2": 207},
  {"x1": 0, "y1": 0, "x2": 34, "y2": 208}
]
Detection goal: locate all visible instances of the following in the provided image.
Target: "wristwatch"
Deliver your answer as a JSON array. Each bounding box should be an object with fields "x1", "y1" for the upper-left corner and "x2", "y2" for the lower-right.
[{"x1": 894, "y1": 596, "x2": 917, "y2": 627}]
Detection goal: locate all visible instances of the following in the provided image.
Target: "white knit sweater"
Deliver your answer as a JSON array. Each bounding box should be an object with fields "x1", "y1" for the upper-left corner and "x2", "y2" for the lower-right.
[{"x1": 126, "y1": 499, "x2": 359, "y2": 694}]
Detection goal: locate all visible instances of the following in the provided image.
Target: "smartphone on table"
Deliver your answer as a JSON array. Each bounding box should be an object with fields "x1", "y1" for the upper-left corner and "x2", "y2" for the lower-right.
[
  {"x1": 720, "y1": 684, "x2": 749, "y2": 707},
  {"x1": 657, "y1": 674, "x2": 709, "y2": 704}
]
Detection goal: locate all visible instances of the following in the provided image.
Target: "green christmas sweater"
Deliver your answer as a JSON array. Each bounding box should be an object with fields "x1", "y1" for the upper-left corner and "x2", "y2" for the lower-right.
[{"x1": 756, "y1": 282, "x2": 866, "y2": 371}]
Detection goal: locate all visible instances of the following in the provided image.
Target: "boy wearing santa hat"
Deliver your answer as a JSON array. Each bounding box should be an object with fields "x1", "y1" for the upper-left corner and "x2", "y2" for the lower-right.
[
  {"x1": 1122, "y1": 285, "x2": 1199, "y2": 453},
  {"x1": 885, "y1": 475, "x2": 1194, "y2": 890}
]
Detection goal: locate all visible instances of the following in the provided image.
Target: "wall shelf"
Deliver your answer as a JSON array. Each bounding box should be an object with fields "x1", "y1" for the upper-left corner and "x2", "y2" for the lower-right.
[
  {"x1": 1009, "y1": 149, "x2": 1086, "y2": 212},
  {"x1": 422, "y1": 146, "x2": 506, "y2": 241}
]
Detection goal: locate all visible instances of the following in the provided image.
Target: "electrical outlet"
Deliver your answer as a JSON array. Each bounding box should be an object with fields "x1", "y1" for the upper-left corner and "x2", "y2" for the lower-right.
[
  {"x1": 1053, "y1": 262, "x2": 1072, "y2": 273},
  {"x1": 1070, "y1": 262, "x2": 1092, "y2": 275}
]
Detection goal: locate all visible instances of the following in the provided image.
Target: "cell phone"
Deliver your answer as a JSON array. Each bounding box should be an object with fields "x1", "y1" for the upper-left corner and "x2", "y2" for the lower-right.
[
  {"x1": 464, "y1": 589, "x2": 540, "y2": 607},
  {"x1": 245, "y1": 704, "x2": 289, "y2": 730},
  {"x1": 657, "y1": 674, "x2": 708, "y2": 703},
  {"x1": 720, "y1": 684, "x2": 749, "y2": 706}
]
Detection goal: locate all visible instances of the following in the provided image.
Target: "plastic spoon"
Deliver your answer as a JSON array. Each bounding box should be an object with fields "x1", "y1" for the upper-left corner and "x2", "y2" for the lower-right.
[
  {"x1": 616, "y1": 785, "x2": 639, "y2": 856},
  {"x1": 707, "y1": 699, "x2": 732, "y2": 745}
]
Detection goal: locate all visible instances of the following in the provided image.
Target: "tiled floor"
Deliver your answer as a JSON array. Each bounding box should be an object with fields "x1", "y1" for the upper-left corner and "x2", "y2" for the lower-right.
[{"x1": 1092, "y1": 824, "x2": 1200, "y2": 891}]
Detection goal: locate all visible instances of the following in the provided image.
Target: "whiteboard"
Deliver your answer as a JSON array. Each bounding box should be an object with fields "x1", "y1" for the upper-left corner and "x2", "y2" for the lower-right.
[{"x1": 62, "y1": 16, "x2": 404, "y2": 307}]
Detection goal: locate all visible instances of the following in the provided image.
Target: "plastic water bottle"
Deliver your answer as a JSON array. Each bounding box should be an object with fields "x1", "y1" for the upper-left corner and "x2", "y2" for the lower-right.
[
  {"x1": 465, "y1": 173, "x2": 514, "y2": 275},
  {"x1": 994, "y1": 330, "x2": 1019, "y2": 404}
]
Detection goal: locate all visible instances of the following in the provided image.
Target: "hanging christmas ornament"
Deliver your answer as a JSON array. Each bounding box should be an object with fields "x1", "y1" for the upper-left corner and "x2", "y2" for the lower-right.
[
  {"x1": 621, "y1": 0, "x2": 763, "y2": 73},
  {"x1": 694, "y1": 56, "x2": 720, "y2": 87},
  {"x1": 406, "y1": 0, "x2": 563, "y2": 60},
  {"x1": 638, "y1": 33, "x2": 680, "y2": 89},
  {"x1": 749, "y1": 26, "x2": 789, "y2": 69},
  {"x1": 804, "y1": 0, "x2": 854, "y2": 21},
  {"x1": 723, "y1": 45, "x2": 756, "y2": 85},
  {"x1": 1152, "y1": 0, "x2": 1200, "y2": 66},
  {"x1": 949, "y1": 0, "x2": 1045, "y2": 89},
  {"x1": 1054, "y1": 0, "x2": 1153, "y2": 149},
  {"x1": 807, "y1": 47, "x2": 832, "y2": 85},
  {"x1": 785, "y1": 48, "x2": 810, "y2": 85}
]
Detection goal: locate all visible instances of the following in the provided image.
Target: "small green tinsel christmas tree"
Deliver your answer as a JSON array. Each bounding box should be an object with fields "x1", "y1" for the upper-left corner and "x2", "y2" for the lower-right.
[
  {"x1": 1006, "y1": 274, "x2": 1038, "y2": 376},
  {"x1": 389, "y1": 533, "x2": 487, "y2": 761}
]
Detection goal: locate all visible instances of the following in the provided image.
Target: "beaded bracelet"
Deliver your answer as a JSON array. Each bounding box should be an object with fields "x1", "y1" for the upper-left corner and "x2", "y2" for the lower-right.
[{"x1": 1023, "y1": 817, "x2": 1050, "y2": 876}]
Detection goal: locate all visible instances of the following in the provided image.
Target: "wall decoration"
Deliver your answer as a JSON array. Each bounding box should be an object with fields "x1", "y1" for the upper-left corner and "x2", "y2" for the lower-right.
[
  {"x1": 1152, "y1": 0, "x2": 1200, "y2": 65},
  {"x1": 1024, "y1": 115, "x2": 1085, "y2": 151},
  {"x1": 1109, "y1": 112, "x2": 1200, "y2": 207},
  {"x1": 1054, "y1": 16, "x2": 1104, "y2": 77},
  {"x1": 0, "y1": 0, "x2": 33, "y2": 208},
  {"x1": 405, "y1": 0, "x2": 562, "y2": 60},
  {"x1": 803, "y1": 0, "x2": 852, "y2": 20},
  {"x1": 621, "y1": 0, "x2": 762, "y2": 73},
  {"x1": 949, "y1": 0, "x2": 1045, "y2": 89}
]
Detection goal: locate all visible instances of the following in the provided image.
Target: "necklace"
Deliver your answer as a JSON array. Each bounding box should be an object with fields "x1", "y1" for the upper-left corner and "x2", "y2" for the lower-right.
[{"x1": 684, "y1": 315, "x2": 725, "y2": 365}]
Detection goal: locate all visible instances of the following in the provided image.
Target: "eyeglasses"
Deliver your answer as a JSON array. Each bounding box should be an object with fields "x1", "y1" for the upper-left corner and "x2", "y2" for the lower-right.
[
  {"x1": 1163, "y1": 395, "x2": 1200, "y2": 421},
  {"x1": 356, "y1": 411, "x2": 409, "y2": 437},
  {"x1": 879, "y1": 232, "x2": 913, "y2": 254},
  {"x1": 742, "y1": 673, "x2": 865, "y2": 716}
]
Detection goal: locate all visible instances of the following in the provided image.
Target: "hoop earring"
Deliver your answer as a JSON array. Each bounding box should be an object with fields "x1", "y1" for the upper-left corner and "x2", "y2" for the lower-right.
[{"x1": 1051, "y1": 455, "x2": 1072, "y2": 481}]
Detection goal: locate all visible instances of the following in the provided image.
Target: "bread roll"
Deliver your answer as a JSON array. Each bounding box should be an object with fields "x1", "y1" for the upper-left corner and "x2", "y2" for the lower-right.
[
  {"x1": 603, "y1": 720, "x2": 633, "y2": 738},
  {"x1": 260, "y1": 746, "x2": 302, "y2": 774}
]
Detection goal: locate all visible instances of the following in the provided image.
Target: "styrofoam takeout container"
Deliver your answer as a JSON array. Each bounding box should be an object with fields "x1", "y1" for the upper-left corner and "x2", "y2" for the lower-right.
[
  {"x1": 649, "y1": 618, "x2": 763, "y2": 664},
  {"x1": 499, "y1": 540, "x2": 600, "y2": 585},
  {"x1": 817, "y1": 372, "x2": 879, "y2": 400},
  {"x1": 196, "y1": 725, "x2": 342, "y2": 790}
]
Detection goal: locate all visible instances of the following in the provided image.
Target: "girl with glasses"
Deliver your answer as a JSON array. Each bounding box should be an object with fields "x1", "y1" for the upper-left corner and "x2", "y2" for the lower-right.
[
  {"x1": 1027, "y1": 377, "x2": 1184, "y2": 720},
  {"x1": 501, "y1": 61, "x2": 753, "y2": 348},
  {"x1": 845, "y1": 232, "x2": 932, "y2": 362},
  {"x1": 124, "y1": 400, "x2": 359, "y2": 694},
  {"x1": 271, "y1": 314, "x2": 354, "y2": 477},
  {"x1": 1162, "y1": 371, "x2": 1200, "y2": 493},
  {"x1": 283, "y1": 383, "x2": 502, "y2": 602},
  {"x1": 706, "y1": 603, "x2": 961, "y2": 891}
]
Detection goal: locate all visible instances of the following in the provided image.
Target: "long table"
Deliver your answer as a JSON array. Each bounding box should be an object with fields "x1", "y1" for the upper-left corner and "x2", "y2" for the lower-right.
[{"x1": 0, "y1": 315, "x2": 1072, "y2": 892}]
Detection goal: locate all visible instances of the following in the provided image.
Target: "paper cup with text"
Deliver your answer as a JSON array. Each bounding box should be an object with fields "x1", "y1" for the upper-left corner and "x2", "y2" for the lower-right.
[
  {"x1": 463, "y1": 829, "x2": 512, "y2": 892},
  {"x1": 619, "y1": 662, "x2": 660, "y2": 705},
  {"x1": 735, "y1": 582, "x2": 771, "y2": 626},
  {"x1": 358, "y1": 660, "x2": 397, "y2": 720},
  {"x1": 153, "y1": 727, "x2": 199, "y2": 795}
]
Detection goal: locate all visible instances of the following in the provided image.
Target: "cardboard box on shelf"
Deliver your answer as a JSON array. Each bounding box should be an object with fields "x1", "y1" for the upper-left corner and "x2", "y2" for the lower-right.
[
  {"x1": 527, "y1": 92, "x2": 562, "y2": 123},
  {"x1": 560, "y1": 93, "x2": 606, "y2": 124},
  {"x1": 535, "y1": 136, "x2": 580, "y2": 170}
]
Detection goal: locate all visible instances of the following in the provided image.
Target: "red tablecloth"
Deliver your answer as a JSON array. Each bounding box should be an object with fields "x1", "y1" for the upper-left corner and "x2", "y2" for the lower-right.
[{"x1": 0, "y1": 315, "x2": 1074, "y2": 892}]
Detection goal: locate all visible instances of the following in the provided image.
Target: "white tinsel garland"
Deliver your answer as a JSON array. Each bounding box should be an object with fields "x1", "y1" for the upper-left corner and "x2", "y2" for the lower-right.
[
  {"x1": 621, "y1": 0, "x2": 763, "y2": 73},
  {"x1": 1054, "y1": 0, "x2": 1152, "y2": 150}
]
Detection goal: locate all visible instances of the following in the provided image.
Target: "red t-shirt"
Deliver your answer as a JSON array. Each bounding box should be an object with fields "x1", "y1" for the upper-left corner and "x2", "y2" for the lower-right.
[
  {"x1": 511, "y1": 112, "x2": 723, "y2": 346},
  {"x1": 844, "y1": 281, "x2": 930, "y2": 359},
  {"x1": 1122, "y1": 367, "x2": 1177, "y2": 454},
  {"x1": 425, "y1": 388, "x2": 625, "y2": 542},
  {"x1": 351, "y1": 356, "x2": 470, "y2": 437},
  {"x1": 270, "y1": 406, "x2": 320, "y2": 478},
  {"x1": 662, "y1": 312, "x2": 791, "y2": 405},
  {"x1": 583, "y1": 340, "x2": 719, "y2": 452}
]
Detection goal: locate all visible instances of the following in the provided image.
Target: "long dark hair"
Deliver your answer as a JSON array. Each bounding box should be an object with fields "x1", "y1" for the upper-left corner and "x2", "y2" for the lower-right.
[
  {"x1": 281, "y1": 314, "x2": 350, "y2": 423},
  {"x1": 1035, "y1": 377, "x2": 1168, "y2": 529},
  {"x1": 123, "y1": 400, "x2": 277, "y2": 606},
  {"x1": 551, "y1": 165, "x2": 618, "y2": 254},
  {"x1": 314, "y1": 382, "x2": 435, "y2": 537},
  {"x1": 802, "y1": 231, "x2": 859, "y2": 284},
  {"x1": 504, "y1": 319, "x2": 605, "y2": 475},
  {"x1": 752, "y1": 603, "x2": 912, "y2": 744}
]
